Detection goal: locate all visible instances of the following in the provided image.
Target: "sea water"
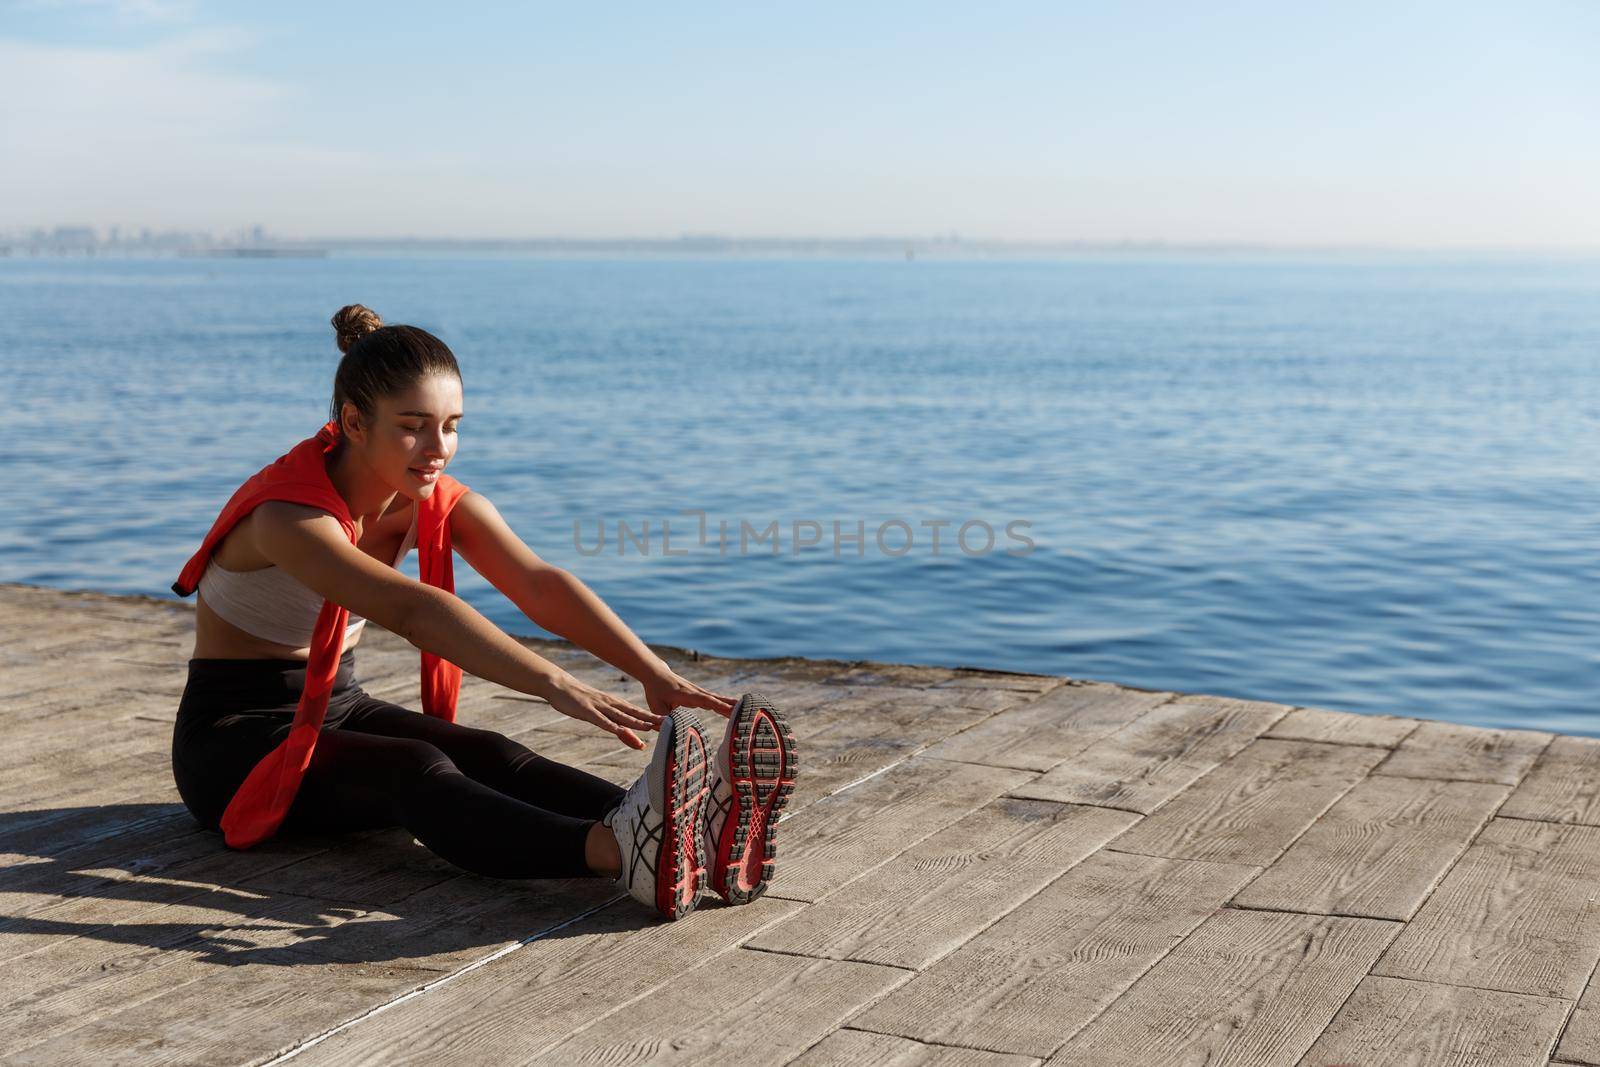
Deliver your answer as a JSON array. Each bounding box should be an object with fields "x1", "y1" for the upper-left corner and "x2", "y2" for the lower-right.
[{"x1": 5, "y1": 251, "x2": 1598, "y2": 735}]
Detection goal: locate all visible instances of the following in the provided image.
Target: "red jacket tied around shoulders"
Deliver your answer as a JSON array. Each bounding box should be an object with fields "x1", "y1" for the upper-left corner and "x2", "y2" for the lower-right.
[{"x1": 171, "y1": 420, "x2": 471, "y2": 849}]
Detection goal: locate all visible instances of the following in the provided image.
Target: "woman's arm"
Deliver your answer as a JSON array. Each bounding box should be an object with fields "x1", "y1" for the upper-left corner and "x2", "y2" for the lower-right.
[
  {"x1": 403, "y1": 583, "x2": 667, "y2": 745},
  {"x1": 521, "y1": 568, "x2": 668, "y2": 679},
  {"x1": 517, "y1": 569, "x2": 737, "y2": 721},
  {"x1": 254, "y1": 500, "x2": 662, "y2": 748},
  {"x1": 452, "y1": 491, "x2": 736, "y2": 719}
]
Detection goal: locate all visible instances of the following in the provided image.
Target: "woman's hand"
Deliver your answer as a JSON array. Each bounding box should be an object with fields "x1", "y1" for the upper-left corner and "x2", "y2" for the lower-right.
[
  {"x1": 643, "y1": 669, "x2": 738, "y2": 721},
  {"x1": 545, "y1": 674, "x2": 664, "y2": 750}
]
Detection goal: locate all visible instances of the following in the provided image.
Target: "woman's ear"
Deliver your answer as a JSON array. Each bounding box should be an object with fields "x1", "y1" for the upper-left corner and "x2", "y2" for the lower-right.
[{"x1": 340, "y1": 402, "x2": 367, "y2": 445}]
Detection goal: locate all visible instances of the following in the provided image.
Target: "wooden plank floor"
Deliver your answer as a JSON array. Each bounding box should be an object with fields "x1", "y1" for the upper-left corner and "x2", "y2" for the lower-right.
[{"x1": 3, "y1": 581, "x2": 1598, "y2": 1066}]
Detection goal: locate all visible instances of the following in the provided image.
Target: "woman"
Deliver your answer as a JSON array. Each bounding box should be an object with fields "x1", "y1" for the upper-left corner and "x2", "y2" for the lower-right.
[{"x1": 170, "y1": 304, "x2": 797, "y2": 921}]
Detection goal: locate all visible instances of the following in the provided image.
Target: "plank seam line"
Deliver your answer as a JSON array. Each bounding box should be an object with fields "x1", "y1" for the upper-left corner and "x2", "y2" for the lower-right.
[
  {"x1": 1030, "y1": 690, "x2": 1188, "y2": 771},
  {"x1": 1555, "y1": 927, "x2": 1600, "y2": 1055},
  {"x1": 771, "y1": 807, "x2": 1159, "y2": 1002},
  {"x1": 819, "y1": 671, "x2": 1071, "y2": 695},
  {"x1": 792, "y1": 757, "x2": 904, "y2": 812},
  {"x1": 780, "y1": 707, "x2": 1031, "y2": 820},
  {"x1": 741, "y1": 943, "x2": 917, "y2": 973},
  {"x1": 997, "y1": 704, "x2": 1294, "y2": 819},
  {"x1": 1103, "y1": 844, "x2": 1280, "y2": 869},
  {"x1": 0, "y1": 809, "x2": 193, "y2": 858},
  {"x1": 916, "y1": 689, "x2": 1189, "y2": 778},
  {"x1": 999, "y1": 792, "x2": 1148, "y2": 816},
  {"x1": 1494, "y1": 813, "x2": 1600, "y2": 829},
  {"x1": 778, "y1": 1027, "x2": 840, "y2": 1066},
  {"x1": 833, "y1": 1022, "x2": 1041, "y2": 1058},
  {"x1": 1383, "y1": 716, "x2": 1425, "y2": 748},
  {"x1": 834, "y1": 834, "x2": 1139, "y2": 981},
  {"x1": 1052, "y1": 912, "x2": 1410, "y2": 1062},
  {"x1": 1260, "y1": 733, "x2": 1409, "y2": 750},
  {"x1": 490, "y1": 902, "x2": 818, "y2": 1061},
  {"x1": 1271, "y1": 705, "x2": 1424, "y2": 751},
  {"x1": 1221, "y1": 900, "x2": 1401, "y2": 921},
  {"x1": 1373, "y1": 727, "x2": 1557, "y2": 790},
  {"x1": 921, "y1": 752, "x2": 1042, "y2": 773},
  {"x1": 1372, "y1": 770, "x2": 1526, "y2": 786},
  {"x1": 1253, "y1": 753, "x2": 1398, "y2": 877},
  {"x1": 1099, "y1": 755, "x2": 1378, "y2": 875},
  {"x1": 1368, "y1": 965, "x2": 1584, "y2": 1002},
  {"x1": 758, "y1": 803, "x2": 1141, "y2": 976},
  {"x1": 1289, "y1": 916, "x2": 1410, "y2": 1059},
  {"x1": 789, "y1": 953, "x2": 922, "y2": 1056},
  {"x1": 833, "y1": 861, "x2": 1285, "y2": 1061},
  {"x1": 1028, "y1": 900, "x2": 1253, "y2": 1058},
  {"x1": 845, "y1": 687, "x2": 1066, "y2": 768},
  {"x1": 1355, "y1": 771, "x2": 1600, "y2": 1041},
  {"x1": 1002, "y1": 778, "x2": 1370, "y2": 1059},
  {"x1": 252, "y1": 894, "x2": 623, "y2": 1067},
  {"x1": 1369, "y1": 766, "x2": 1545, "y2": 972},
  {"x1": 756, "y1": 771, "x2": 1083, "y2": 956},
  {"x1": 1358, "y1": 969, "x2": 1577, "y2": 1003}
]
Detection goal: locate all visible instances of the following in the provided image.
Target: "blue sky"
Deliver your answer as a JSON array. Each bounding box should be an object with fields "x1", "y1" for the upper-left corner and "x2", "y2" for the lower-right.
[{"x1": 3, "y1": 0, "x2": 1598, "y2": 246}]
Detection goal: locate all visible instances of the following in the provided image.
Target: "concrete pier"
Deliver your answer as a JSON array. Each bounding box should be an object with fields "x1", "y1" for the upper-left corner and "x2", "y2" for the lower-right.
[{"x1": 3, "y1": 580, "x2": 1598, "y2": 1065}]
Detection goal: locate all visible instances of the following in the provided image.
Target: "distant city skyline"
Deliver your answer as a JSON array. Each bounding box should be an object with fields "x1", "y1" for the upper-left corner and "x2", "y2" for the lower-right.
[
  {"x1": 10, "y1": 222, "x2": 1600, "y2": 257},
  {"x1": 4, "y1": 1, "x2": 1598, "y2": 249}
]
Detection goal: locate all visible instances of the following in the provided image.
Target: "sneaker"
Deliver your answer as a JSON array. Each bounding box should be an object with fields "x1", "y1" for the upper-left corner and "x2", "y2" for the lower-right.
[
  {"x1": 602, "y1": 708, "x2": 711, "y2": 920},
  {"x1": 705, "y1": 692, "x2": 799, "y2": 904}
]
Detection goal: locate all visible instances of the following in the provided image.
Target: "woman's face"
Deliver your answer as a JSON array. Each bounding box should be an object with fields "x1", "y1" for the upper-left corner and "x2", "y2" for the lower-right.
[{"x1": 346, "y1": 373, "x2": 464, "y2": 501}]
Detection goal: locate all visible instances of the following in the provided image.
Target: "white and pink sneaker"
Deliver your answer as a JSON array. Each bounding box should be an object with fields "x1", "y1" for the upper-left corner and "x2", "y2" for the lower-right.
[
  {"x1": 703, "y1": 692, "x2": 798, "y2": 904},
  {"x1": 603, "y1": 708, "x2": 711, "y2": 920}
]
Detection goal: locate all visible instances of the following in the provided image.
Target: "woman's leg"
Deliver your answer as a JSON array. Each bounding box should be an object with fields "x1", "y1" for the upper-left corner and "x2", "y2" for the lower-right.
[
  {"x1": 332, "y1": 695, "x2": 626, "y2": 820},
  {"x1": 279, "y1": 726, "x2": 603, "y2": 880}
]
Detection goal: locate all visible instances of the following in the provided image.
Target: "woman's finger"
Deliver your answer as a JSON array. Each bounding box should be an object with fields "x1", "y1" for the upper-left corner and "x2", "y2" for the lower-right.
[
  {"x1": 610, "y1": 694, "x2": 661, "y2": 723},
  {"x1": 579, "y1": 705, "x2": 630, "y2": 744},
  {"x1": 686, "y1": 688, "x2": 736, "y2": 714},
  {"x1": 628, "y1": 699, "x2": 666, "y2": 726},
  {"x1": 596, "y1": 714, "x2": 645, "y2": 749},
  {"x1": 603, "y1": 704, "x2": 660, "y2": 732},
  {"x1": 680, "y1": 686, "x2": 735, "y2": 717}
]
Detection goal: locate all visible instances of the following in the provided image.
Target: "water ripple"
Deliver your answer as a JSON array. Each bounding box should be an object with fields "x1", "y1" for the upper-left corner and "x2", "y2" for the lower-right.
[{"x1": 5, "y1": 253, "x2": 1600, "y2": 735}]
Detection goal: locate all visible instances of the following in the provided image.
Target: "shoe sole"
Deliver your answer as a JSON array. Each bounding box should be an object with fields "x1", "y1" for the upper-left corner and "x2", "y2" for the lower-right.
[
  {"x1": 713, "y1": 693, "x2": 799, "y2": 904},
  {"x1": 657, "y1": 709, "x2": 711, "y2": 921}
]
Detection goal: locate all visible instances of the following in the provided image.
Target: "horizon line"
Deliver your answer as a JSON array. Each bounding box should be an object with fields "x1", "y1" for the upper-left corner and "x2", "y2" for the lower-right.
[{"x1": 7, "y1": 228, "x2": 1600, "y2": 258}]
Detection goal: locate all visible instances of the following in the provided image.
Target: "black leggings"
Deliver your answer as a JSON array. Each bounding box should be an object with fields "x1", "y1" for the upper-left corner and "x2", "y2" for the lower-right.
[{"x1": 171, "y1": 649, "x2": 626, "y2": 879}]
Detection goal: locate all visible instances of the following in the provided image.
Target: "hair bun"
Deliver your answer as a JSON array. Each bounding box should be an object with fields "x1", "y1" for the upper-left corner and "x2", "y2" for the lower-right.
[{"x1": 331, "y1": 304, "x2": 383, "y2": 354}]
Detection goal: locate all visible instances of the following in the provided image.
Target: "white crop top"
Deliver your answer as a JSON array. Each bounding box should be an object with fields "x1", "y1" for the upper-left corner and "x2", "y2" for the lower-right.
[{"x1": 197, "y1": 508, "x2": 418, "y2": 647}]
